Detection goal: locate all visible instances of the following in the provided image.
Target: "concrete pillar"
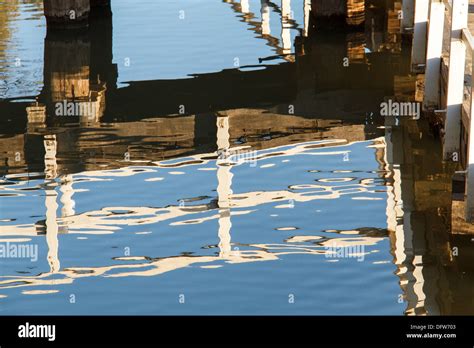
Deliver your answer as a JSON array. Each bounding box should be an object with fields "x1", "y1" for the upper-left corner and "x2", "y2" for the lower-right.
[{"x1": 44, "y1": 0, "x2": 90, "y2": 28}]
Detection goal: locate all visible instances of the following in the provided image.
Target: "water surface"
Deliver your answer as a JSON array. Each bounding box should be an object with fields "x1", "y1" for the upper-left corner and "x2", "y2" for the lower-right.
[{"x1": 0, "y1": 0, "x2": 473, "y2": 315}]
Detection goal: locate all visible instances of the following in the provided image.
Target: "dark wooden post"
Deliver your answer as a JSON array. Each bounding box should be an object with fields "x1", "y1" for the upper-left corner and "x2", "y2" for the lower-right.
[{"x1": 44, "y1": 0, "x2": 90, "y2": 28}]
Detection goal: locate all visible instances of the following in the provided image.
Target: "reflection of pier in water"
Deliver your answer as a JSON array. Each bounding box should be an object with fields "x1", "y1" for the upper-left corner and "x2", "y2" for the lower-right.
[
  {"x1": 0, "y1": 134, "x2": 388, "y2": 290},
  {"x1": 1, "y1": 0, "x2": 407, "y2": 174},
  {"x1": 2, "y1": 119, "x2": 474, "y2": 314}
]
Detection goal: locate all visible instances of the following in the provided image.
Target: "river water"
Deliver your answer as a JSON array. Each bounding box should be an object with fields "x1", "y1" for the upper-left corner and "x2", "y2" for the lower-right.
[{"x1": 0, "y1": 0, "x2": 473, "y2": 315}]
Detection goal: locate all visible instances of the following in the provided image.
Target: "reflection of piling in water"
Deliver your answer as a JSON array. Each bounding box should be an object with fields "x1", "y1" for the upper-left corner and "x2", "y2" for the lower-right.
[
  {"x1": 90, "y1": 0, "x2": 111, "y2": 7},
  {"x1": 45, "y1": 184, "x2": 60, "y2": 273},
  {"x1": 44, "y1": 0, "x2": 90, "y2": 28},
  {"x1": 44, "y1": 30, "x2": 91, "y2": 101},
  {"x1": 216, "y1": 114, "x2": 233, "y2": 258},
  {"x1": 40, "y1": 2, "x2": 115, "y2": 124},
  {"x1": 346, "y1": 0, "x2": 365, "y2": 26},
  {"x1": 24, "y1": 6, "x2": 116, "y2": 266},
  {"x1": 44, "y1": 134, "x2": 61, "y2": 273},
  {"x1": 312, "y1": 0, "x2": 365, "y2": 29},
  {"x1": 44, "y1": 135, "x2": 58, "y2": 180},
  {"x1": 26, "y1": 102, "x2": 47, "y2": 135},
  {"x1": 60, "y1": 175, "x2": 76, "y2": 218},
  {"x1": 225, "y1": 0, "x2": 298, "y2": 61},
  {"x1": 312, "y1": 0, "x2": 346, "y2": 17},
  {"x1": 240, "y1": 0, "x2": 249, "y2": 14},
  {"x1": 43, "y1": 0, "x2": 111, "y2": 28},
  {"x1": 260, "y1": 0, "x2": 271, "y2": 36},
  {"x1": 26, "y1": 6, "x2": 115, "y2": 174},
  {"x1": 281, "y1": 0, "x2": 292, "y2": 55},
  {"x1": 346, "y1": 32, "x2": 366, "y2": 64},
  {"x1": 89, "y1": 3, "x2": 117, "y2": 96},
  {"x1": 42, "y1": 29, "x2": 106, "y2": 123}
]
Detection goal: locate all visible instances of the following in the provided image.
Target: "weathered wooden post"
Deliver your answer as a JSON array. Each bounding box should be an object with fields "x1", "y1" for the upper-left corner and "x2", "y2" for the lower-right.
[
  {"x1": 423, "y1": 0, "x2": 444, "y2": 110},
  {"x1": 444, "y1": 0, "x2": 468, "y2": 161},
  {"x1": 411, "y1": 0, "x2": 429, "y2": 70},
  {"x1": 44, "y1": 0, "x2": 90, "y2": 28}
]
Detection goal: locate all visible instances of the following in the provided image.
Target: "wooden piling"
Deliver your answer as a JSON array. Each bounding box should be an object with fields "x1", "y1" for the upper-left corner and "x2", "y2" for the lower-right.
[
  {"x1": 419, "y1": 0, "x2": 474, "y2": 224},
  {"x1": 44, "y1": 0, "x2": 90, "y2": 28},
  {"x1": 423, "y1": 0, "x2": 444, "y2": 110},
  {"x1": 411, "y1": 0, "x2": 429, "y2": 70}
]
